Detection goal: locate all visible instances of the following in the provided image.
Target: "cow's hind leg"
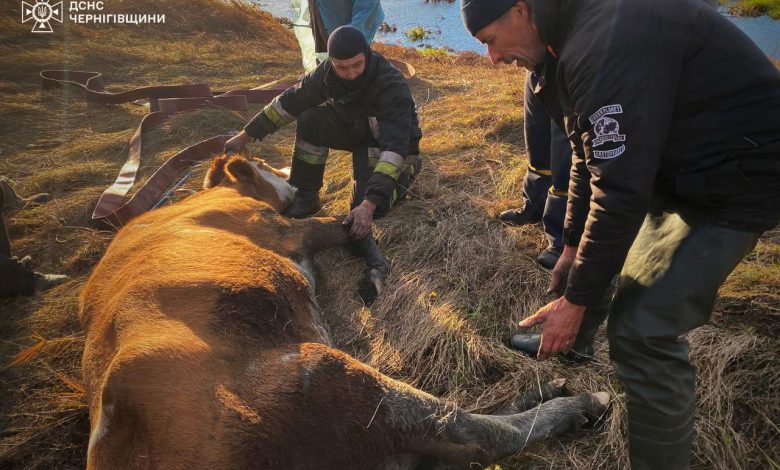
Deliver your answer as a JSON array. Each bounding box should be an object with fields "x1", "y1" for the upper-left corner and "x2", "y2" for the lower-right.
[{"x1": 286, "y1": 344, "x2": 609, "y2": 469}]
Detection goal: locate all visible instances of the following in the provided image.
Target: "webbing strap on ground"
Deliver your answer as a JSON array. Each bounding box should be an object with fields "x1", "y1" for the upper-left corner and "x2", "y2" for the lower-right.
[
  {"x1": 39, "y1": 59, "x2": 415, "y2": 229},
  {"x1": 40, "y1": 70, "x2": 296, "y2": 228}
]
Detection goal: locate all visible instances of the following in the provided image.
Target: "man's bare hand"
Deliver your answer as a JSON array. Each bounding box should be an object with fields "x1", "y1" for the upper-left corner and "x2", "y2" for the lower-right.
[
  {"x1": 548, "y1": 244, "x2": 577, "y2": 297},
  {"x1": 343, "y1": 200, "x2": 376, "y2": 239},
  {"x1": 518, "y1": 296, "x2": 586, "y2": 360},
  {"x1": 224, "y1": 130, "x2": 252, "y2": 154}
]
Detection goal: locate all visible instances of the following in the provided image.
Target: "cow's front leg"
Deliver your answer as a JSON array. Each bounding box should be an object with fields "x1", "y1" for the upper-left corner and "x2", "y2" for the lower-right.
[
  {"x1": 291, "y1": 216, "x2": 350, "y2": 255},
  {"x1": 494, "y1": 378, "x2": 568, "y2": 415}
]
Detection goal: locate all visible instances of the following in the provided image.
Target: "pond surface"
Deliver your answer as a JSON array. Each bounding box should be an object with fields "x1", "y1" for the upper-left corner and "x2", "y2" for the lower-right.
[{"x1": 258, "y1": 0, "x2": 780, "y2": 58}]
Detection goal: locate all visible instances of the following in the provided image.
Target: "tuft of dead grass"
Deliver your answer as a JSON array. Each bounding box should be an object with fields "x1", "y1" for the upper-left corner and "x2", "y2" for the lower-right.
[{"x1": 1, "y1": 2, "x2": 779, "y2": 469}]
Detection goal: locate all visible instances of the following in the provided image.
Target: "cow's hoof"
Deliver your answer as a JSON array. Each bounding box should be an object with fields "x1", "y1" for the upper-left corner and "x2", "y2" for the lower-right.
[
  {"x1": 584, "y1": 391, "x2": 611, "y2": 427},
  {"x1": 592, "y1": 391, "x2": 611, "y2": 407},
  {"x1": 358, "y1": 267, "x2": 386, "y2": 306},
  {"x1": 494, "y1": 378, "x2": 569, "y2": 415},
  {"x1": 541, "y1": 378, "x2": 568, "y2": 401}
]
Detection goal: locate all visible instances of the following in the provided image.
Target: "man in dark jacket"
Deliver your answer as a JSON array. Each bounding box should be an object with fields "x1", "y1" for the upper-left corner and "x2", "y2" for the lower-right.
[
  {"x1": 225, "y1": 26, "x2": 422, "y2": 304},
  {"x1": 462, "y1": 0, "x2": 780, "y2": 468}
]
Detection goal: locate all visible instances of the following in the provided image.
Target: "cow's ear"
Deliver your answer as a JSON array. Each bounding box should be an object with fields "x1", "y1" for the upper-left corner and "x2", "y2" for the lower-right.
[
  {"x1": 225, "y1": 156, "x2": 256, "y2": 183},
  {"x1": 204, "y1": 155, "x2": 229, "y2": 188}
]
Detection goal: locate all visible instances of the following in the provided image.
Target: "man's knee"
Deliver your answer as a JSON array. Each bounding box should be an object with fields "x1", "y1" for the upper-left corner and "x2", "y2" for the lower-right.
[
  {"x1": 607, "y1": 317, "x2": 697, "y2": 408},
  {"x1": 295, "y1": 108, "x2": 323, "y2": 144}
]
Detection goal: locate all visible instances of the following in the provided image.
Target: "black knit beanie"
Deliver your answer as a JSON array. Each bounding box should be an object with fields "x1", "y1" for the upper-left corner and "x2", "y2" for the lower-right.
[
  {"x1": 327, "y1": 26, "x2": 369, "y2": 60},
  {"x1": 461, "y1": 0, "x2": 519, "y2": 36}
]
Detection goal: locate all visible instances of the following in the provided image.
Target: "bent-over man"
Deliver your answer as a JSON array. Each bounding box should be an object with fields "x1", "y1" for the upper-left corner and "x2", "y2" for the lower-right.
[{"x1": 461, "y1": 0, "x2": 780, "y2": 467}]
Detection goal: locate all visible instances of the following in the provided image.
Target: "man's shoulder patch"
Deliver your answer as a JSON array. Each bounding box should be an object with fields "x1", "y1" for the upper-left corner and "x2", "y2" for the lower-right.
[
  {"x1": 589, "y1": 104, "x2": 623, "y2": 124},
  {"x1": 588, "y1": 104, "x2": 626, "y2": 157},
  {"x1": 593, "y1": 146, "x2": 626, "y2": 159}
]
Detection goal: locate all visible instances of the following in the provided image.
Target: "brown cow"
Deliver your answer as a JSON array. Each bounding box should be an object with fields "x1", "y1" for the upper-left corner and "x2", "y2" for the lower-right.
[{"x1": 79, "y1": 154, "x2": 609, "y2": 469}]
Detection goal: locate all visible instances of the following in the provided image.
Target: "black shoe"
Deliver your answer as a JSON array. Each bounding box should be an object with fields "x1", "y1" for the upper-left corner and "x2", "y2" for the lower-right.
[
  {"x1": 509, "y1": 332, "x2": 595, "y2": 364},
  {"x1": 537, "y1": 248, "x2": 561, "y2": 270},
  {"x1": 20, "y1": 255, "x2": 33, "y2": 269},
  {"x1": 498, "y1": 208, "x2": 541, "y2": 226},
  {"x1": 0, "y1": 176, "x2": 50, "y2": 212},
  {"x1": 33, "y1": 272, "x2": 69, "y2": 293},
  {"x1": 351, "y1": 236, "x2": 390, "y2": 306},
  {"x1": 283, "y1": 189, "x2": 321, "y2": 219}
]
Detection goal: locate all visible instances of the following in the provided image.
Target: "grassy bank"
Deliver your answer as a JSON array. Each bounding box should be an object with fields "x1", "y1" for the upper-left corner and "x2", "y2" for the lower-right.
[
  {"x1": 727, "y1": 0, "x2": 780, "y2": 18},
  {"x1": 1, "y1": 0, "x2": 779, "y2": 468}
]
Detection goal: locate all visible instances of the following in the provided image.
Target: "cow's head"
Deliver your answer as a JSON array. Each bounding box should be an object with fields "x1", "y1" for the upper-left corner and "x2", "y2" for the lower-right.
[{"x1": 203, "y1": 155, "x2": 296, "y2": 212}]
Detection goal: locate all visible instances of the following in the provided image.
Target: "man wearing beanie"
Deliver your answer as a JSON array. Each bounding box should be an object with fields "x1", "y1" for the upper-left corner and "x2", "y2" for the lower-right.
[
  {"x1": 462, "y1": 0, "x2": 780, "y2": 468},
  {"x1": 225, "y1": 25, "x2": 423, "y2": 305}
]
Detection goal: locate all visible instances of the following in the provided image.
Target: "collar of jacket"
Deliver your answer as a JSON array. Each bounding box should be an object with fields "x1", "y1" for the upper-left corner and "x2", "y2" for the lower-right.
[
  {"x1": 322, "y1": 51, "x2": 381, "y2": 101},
  {"x1": 531, "y1": 0, "x2": 575, "y2": 71}
]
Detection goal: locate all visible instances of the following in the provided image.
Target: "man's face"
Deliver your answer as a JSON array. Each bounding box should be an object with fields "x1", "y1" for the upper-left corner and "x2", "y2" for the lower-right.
[
  {"x1": 475, "y1": 2, "x2": 546, "y2": 71},
  {"x1": 331, "y1": 52, "x2": 366, "y2": 81}
]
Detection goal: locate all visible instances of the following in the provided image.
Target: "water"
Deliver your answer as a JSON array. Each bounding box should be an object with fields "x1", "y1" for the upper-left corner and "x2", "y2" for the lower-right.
[
  {"x1": 721, "y1": 10, "x2": 780, "y2": 58},
  {"x1": 258, "y1": 0, "x2": 780, "y2": 59}
]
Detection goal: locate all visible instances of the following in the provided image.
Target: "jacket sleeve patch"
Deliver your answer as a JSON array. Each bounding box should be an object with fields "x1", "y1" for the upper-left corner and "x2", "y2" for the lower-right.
[{"x1": 589, "y1": 104, "x2": 626, "y2": 159}]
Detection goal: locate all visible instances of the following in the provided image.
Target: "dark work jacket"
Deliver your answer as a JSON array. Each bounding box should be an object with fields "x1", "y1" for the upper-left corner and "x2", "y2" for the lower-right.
[
  {"x1": 532, "y1": 0, "x2": 780, "y2": 306},
  {"x1": 244, "y1": 51, "x2": 422, "y2": 159}
]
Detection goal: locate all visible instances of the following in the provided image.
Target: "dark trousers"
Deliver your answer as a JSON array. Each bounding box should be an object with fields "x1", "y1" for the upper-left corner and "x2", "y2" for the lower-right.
[
  {"x1": 291, "y1": 105, "x2": 419, "y2": 214},
  {"x1": 576, "y1": 209, "x2": 760, "y2": 469},
  {"x1": 523, "y1": 71, "x2": 572, "y2": 251},
  {"x1": 0, "y1": 189, "x2": 37, "y2": 297}
]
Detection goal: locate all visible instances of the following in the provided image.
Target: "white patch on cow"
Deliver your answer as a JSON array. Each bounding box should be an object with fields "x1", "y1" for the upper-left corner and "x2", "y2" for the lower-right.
[
  {"x1": 308, "y1": 300, "x2": 333, "y2": 345},
  {"x1": 293, "y1": 258, "x2": 333, "y2": 345},
  {"x1": 293, "y1": 259, "x2": 317, "y2": 294},
  {"x1": 250, "y1": 162, "x2": 297, "y2": 208},
  {"x1": 87, "y1": 404, "x2": 114, "y2": 457},
  {"x1": 281, "y1": 352, "x2": 300, "y2": 363}
]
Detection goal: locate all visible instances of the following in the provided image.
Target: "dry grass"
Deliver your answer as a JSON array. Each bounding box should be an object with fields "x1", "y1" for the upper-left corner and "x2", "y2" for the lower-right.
[{"x1": 1, "y1": 1, "x2": 778, "y2": 468}]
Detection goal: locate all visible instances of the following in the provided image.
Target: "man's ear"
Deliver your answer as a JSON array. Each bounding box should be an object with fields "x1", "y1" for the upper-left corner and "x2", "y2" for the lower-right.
[
  {"x1": 204, "y1": 155, "x2": 229, "y2": 188},
  {"x1": 225, "y1": 157, "x2": 257, "y2": 183}
]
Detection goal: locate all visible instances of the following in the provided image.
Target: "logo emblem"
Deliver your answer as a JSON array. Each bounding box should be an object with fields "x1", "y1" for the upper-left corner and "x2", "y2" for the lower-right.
[
  {"x1": 22, "y1": 0, "x2": 63, "y2": 33},
  {"x1": 589, "y1": 104, "x2": 626, "y2": 159}
]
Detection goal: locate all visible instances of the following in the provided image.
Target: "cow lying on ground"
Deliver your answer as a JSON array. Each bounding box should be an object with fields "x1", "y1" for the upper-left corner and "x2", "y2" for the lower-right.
[{"x1": 79, "y1": 154, "x2": 610, "y2": 469}]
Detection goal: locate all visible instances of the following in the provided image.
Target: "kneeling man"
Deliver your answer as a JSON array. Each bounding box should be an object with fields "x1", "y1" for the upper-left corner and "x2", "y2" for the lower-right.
[{"x1": 226, "y1": 26, "x2": 422, "y2": 303}]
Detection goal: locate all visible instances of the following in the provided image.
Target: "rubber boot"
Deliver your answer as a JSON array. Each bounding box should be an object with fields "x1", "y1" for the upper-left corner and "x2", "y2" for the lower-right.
[
  {"x1": 350, "y1": 236, "x2": 389, "y2": 305},
  {"x1": 537, "y1": 247, "x2": 561, "y2": 270},
  {"x1": 499, "y1": 208, "x2": 541, "y2": 225},
  {"x1": 285, "y1": 140, "x2": 327, "y2": 219},
  {"x1": 283, "y1": 189, "x2": 321, "y2": 219},
  {"x1": 509, "y1": 333, "x2": 595, "y2": 364}
]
